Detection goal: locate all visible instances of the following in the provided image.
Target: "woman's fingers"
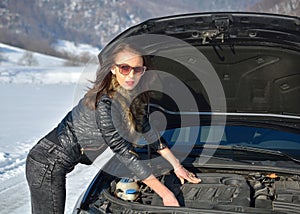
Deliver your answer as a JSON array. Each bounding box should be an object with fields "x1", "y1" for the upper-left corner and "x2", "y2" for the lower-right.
[
  {"x1": 183, "y1": 172, "x2": 199, "y2": 183},
  {"x1": 178, "y1": 176, "x2": 185, "y2": 185},
  {"x1": 175, "y1": 167, "x2": 201, "y2": 184},
  {"x1": 187, "y1": 173, "x2": 201, "y2": 183}
]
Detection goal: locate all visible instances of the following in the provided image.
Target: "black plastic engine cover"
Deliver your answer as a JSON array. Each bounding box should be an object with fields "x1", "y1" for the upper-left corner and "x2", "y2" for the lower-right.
[{"x1": 152, "y1": 173, "x2": 250, "y2": 209}]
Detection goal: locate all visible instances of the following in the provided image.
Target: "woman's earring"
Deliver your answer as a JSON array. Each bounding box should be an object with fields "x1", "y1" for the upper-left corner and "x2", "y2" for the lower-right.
[{"x1": 111, "y1": 67, "x2": 116, "y2": 75}]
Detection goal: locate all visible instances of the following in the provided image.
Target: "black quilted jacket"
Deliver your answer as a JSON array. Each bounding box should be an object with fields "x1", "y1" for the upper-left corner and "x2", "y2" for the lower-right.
[{"x1": 46, "y1": 94, "x2": 166, "y2": 180}]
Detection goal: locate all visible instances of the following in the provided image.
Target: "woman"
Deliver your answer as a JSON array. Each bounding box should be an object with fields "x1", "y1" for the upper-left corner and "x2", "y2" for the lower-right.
[{"x1": 26, "y1": 41, "x2": 200, "y2": 214}]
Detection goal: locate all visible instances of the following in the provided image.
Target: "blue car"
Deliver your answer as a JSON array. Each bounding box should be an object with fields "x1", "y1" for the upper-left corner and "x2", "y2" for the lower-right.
[{"x1": 73, "y1": 12, "x2": 300, "y2": 214}]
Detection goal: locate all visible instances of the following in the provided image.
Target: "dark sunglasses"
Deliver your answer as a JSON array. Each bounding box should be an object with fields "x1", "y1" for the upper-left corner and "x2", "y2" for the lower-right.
[{"x1": 115, "y1": 64, "x2": 146, "y2": 76}]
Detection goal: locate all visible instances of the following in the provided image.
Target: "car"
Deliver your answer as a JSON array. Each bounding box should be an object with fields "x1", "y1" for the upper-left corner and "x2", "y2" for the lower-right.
[{"x1": 73, "y1": 12, "x2": 300, "y2": 214}]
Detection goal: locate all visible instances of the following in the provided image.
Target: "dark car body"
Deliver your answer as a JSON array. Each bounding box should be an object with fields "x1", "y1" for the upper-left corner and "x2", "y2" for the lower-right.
[{"x1": 73, "y1": 12, "x2": 300, "y2": 214}]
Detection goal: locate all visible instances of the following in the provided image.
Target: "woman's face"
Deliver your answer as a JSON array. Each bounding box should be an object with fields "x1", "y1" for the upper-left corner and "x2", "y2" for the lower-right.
[{"x1": 111, "y1": 50, "x2": 144, "y2": 91}]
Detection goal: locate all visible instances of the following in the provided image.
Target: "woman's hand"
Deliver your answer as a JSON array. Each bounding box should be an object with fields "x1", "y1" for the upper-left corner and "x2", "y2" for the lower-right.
[
  {"x1": 174, "y1": 165, "x2": 201, "y2": 184},
  {"x1": 157, "y1": 147, "x2": 201, "y2": 185}
]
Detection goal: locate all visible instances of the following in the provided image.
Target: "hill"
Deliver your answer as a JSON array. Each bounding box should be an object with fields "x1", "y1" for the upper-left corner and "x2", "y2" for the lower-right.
[
  {"x1": 1, "y1": 0, "x2": 299, "y2": 59},
  {"x1": 0, "y1": 0, "x2": 260, "y2": 57}
]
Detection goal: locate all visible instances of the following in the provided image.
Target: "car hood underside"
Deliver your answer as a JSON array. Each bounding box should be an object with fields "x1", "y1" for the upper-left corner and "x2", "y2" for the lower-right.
[
  {"x1": 105, "y1": 12, "x2": 300, "y2": 117},
  {"x1": 150, "y1": 44, "x2": 300, "y2": 117}
]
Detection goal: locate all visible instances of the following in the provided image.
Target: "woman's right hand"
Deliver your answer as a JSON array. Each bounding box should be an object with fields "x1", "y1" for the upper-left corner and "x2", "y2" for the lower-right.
[
  {"x1": 162, "y1": 192, "x2": 180, "y2": 206},
  {"x1": 142, "y1": 174, "x2": 180, "y2": 207}
]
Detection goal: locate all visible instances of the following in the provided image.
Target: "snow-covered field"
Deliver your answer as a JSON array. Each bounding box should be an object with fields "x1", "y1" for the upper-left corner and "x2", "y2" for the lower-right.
[{"x1": 0, "y1": 43, "x2": 112, "y2": 213}]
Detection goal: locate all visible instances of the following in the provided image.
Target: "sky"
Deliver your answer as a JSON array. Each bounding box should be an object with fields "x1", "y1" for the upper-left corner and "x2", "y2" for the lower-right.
[{"x1": 0, "y1": 42, "x2": 113, "y2": 214}]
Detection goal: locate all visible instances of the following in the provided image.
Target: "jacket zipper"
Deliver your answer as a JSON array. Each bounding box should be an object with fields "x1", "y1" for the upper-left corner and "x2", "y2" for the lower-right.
[{"x1": 80, "y1": 146, "x2": 106, "y2": 155}]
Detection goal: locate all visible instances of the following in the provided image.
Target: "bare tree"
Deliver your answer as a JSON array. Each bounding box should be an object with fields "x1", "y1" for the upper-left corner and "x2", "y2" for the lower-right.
[
  {"x1": 63, "y1": 52, "x2": 94, "y2": 66},
  {"x1": 0, "y1": 52, "x2": 5, "y2": 64},
  {"x1": 18, "y1": 51, "x2": 39, "y2": 66}
]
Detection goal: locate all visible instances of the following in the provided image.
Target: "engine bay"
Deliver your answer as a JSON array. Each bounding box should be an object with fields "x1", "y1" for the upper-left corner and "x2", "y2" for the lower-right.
[{"x1": 91, "y1": 169, "x2": 300, "y2": 213}]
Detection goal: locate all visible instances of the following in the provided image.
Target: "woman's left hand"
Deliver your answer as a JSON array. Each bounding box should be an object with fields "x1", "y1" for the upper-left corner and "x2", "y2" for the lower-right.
[{"x1": 174, "y1": 165, "x2": 201, "y2": 184}]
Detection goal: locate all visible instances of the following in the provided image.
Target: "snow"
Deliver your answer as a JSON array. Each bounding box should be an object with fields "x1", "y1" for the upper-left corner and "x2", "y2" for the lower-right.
[
  {"x1": 53, "y1": 40, "x2": 101, "y2": 57},
  {"x1": 0, "y1": 42, "x2": 113, "y2": 214},
  {"x1": 0, "y1": 43, "x2": 66, "y2": 67}
]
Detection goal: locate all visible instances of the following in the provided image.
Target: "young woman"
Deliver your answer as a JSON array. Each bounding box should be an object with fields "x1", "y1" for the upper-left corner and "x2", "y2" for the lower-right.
[{"x1": 26, "y1": 41, "x2": 200, "y2": 214}]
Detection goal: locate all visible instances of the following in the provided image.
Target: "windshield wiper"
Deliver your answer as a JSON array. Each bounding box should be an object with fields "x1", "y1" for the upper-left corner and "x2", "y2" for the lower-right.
[
  {"x1": 192, "y1": 144, "x2": 300, "y2": 165},
  {"x1": 228, "y1": 145, "x2": 300, "y2": 165}
]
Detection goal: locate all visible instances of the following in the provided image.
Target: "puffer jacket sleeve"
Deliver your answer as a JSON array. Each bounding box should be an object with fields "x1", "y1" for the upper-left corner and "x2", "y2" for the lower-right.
[{"x1": 95, "y1": 95, "x2": 152, "y2": 180}]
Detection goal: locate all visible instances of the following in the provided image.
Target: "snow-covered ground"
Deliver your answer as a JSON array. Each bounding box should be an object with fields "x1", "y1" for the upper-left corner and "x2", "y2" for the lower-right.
[{"x1": 0, "y1": 43, "x2": 112, "y2": 213}]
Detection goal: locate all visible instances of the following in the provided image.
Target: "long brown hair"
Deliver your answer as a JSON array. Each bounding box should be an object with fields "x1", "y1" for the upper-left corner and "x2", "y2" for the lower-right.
[{"x1": 83, "y1": 41, "x2": 151, "y2": 132}]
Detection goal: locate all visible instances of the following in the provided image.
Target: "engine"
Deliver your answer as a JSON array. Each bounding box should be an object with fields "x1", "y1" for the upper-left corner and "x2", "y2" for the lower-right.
[{"x1": 90, "y1": 171, "x2": 300, "y2": 213}]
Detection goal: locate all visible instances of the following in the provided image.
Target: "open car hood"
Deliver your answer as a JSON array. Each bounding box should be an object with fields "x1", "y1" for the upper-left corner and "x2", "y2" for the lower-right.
[{"x1": 104, "y1": 12, "x2": 300, "y2": 118}]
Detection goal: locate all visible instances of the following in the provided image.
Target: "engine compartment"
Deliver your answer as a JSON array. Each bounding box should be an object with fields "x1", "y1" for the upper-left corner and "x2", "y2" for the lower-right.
[
  {"x1": 92, "y1": 170, "x2": 300, "y2": 213},
  {"x1": 152, "y1": 173, "x2": 251, "y2": 209}
]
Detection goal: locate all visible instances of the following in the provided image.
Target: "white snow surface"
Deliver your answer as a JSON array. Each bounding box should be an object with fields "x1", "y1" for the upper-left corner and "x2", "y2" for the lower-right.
[{"x1": 0, "y1": 43, "x2": 113, "y2": 213}]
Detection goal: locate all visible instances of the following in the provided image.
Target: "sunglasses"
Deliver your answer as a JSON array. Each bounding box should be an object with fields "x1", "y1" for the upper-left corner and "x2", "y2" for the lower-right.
[{"x1": 115, "y1": 64, "x2": 146, "y2": 76}]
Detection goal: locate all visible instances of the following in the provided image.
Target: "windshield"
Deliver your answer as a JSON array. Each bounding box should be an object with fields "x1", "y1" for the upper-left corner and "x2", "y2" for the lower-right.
[{"x1": 161, "y1": 125, "x2": 300, "y2": 159}]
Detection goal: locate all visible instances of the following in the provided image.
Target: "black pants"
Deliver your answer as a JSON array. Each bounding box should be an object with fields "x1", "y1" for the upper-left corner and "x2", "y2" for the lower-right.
[{"x1": 26, "y1": 138, "x2": 76, "y2": 214}]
